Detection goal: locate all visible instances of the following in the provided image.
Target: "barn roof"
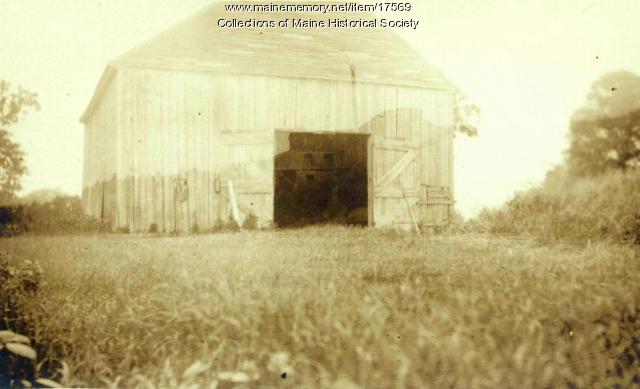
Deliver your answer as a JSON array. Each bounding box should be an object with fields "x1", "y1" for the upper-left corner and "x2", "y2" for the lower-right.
[{"x1": 81, "y1": 1, "x2": 455, "y2": 122}]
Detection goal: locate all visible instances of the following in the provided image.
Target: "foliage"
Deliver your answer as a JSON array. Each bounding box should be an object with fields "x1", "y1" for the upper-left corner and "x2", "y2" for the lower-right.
[
  {"x1": 242, "y1": 213, "x2": 258, "y2": 230},
  {"x1": 1, "y1": 253, "x2": 44, "y2": 332},
  {"x1": 446, "y1": 208, "x2": 474, "y2": 233},
  {"x1": 0, "y1": 195, "x2": 109, "y2": 237},
  {"x1": 19, "y1": 189, "x2": 64, "y2": 206},
  {"x1": 0, "y1": 206, "x2": 28, "y2": 237},
  {"x1": 0, "y1": 230, "x2": 638, "y2": 387},
  {"x1": 116, "y1": 227, "x2": 130, "y2": 234},
  {"x1": 0, "y1": 81, "x2": 40, "y2": 205},
  {"x1": 147, "y1": 223, "x2": 159, "y2": 234},
  {"x1": 471, "y1": 168, "x2": 640, "y2": 244},
  {"x1": 453, "y1": 92, "x2": 480, "y2": 137},
  {"x1": 473, "y1": 71, "x2": 640, "y2": 245},
  {"x1": 567, "y1": 70, "x2": 640, "y2": 176},
  {"x1": 0, "y1": 131, "x2": 28, "y2": 206},
  {"x1": 0, "y1": 252, "x2": 62, "y2": 388}
]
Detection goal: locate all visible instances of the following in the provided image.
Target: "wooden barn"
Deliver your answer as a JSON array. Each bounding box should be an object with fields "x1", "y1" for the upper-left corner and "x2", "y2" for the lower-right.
[{"x1": 80, "y1": 2, "x2": 457, "y2": 232}]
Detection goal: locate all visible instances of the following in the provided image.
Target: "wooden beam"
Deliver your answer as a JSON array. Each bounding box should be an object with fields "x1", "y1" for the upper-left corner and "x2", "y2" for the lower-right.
[
  {"x1": 114, "y1": 61, "x2": 455, "y2": 92},
  {"x1": 350, "y1": 64, "x2": 359, "y2": 132},
  {"x1": 227, "y1": 180, "x2": 242, "y2": 229},
  {"x1": 375, "y1": 188, "x2": 419, "y2": 198},
  {"x1": 421, "y1": 199, "x2": 454, "y2": 206},
  {"x1": 220, "y1": 130, "x2": 273, "y2": 145},
  {"x1": 234, "y1": 182, "x2": 272, "y2": 194},
  {"x1": 373, "y1": 138, "x2": 420, "y2": 152},
  {"x1": 401, "y1": 182, "x2": 421, "y2": 234},
  {"x1": 374, "y1": 149, "x2": 417, "y2": 193}
]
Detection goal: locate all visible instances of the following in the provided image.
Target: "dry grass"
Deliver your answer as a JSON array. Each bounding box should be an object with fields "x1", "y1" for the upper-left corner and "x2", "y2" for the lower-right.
[{"x1": 1, "y1": 227, "x2": 639, "y2": 388}]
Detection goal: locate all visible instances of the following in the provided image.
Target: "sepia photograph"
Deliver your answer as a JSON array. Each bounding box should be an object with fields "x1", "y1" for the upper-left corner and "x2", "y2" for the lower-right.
[{"x1": 0, "y1": 0, "x2": 639, "y2": 387}]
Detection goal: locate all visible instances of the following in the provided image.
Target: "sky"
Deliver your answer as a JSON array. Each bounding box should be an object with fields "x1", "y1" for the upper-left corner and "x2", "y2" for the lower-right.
[{"x1": 1, "y1": 0, "x2": 639, "y2": 217}]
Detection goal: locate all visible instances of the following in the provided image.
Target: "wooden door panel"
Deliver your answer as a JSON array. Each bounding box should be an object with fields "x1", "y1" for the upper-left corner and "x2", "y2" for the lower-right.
[
  {"x1": 421, "y1": 185, "x2": 453, "y2": 228},
  {"x1": 371, "y1": 137, "x2": 421, "y2": 229}
]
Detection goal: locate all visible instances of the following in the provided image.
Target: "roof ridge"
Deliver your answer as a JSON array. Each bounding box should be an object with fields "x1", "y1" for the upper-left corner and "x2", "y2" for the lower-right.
[{"x1": 81, "y1": 1, "x2": 456, "y2": 122}]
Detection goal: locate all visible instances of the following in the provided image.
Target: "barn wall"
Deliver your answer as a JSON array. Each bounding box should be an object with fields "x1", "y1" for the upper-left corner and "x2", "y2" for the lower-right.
[
  {"x1": 82, "y1": 72, "x2": 118, "y2": 224},
  {"x1": 420, "y1": 91, "x2": 456, "y2": 227},
  {"x1": 84, "y1": 67, "x2": 455, "y2": 232}
]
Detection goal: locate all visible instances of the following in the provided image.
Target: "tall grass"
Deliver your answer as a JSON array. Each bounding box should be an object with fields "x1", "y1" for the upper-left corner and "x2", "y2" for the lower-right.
[
  {"x1": 0, "y1": 228, "x2": 638, "y2": 387},
  {"x1": 472, "y1": 169, "x2": 640, "y2": 244},
  {"x1": 0, "y1": 195, "x2": 108, "y2": 237}
]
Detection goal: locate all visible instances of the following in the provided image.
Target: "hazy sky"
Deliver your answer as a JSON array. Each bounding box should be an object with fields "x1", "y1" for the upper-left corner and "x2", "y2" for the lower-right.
[{"x1": 2, "y1": 0, "x2": 639, "y2": 216}]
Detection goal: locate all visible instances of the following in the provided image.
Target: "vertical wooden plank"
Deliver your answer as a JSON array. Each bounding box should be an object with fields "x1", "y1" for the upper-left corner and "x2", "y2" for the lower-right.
[
  {"x1": 208, "y1": 75, "x2": 218, "y2": 226},
  {"x1": 115, "y1": 71, "x2": 126, "y2": 229},
  {"x1": 122, "y1": 70, "x2": 130, "y2": 230},
  {"x1": 448, "y1": 92, "x2": 455, "y2": 202},
  {"x1": 197, "y1": 74, "x2": 209, "y2": 230},
  {"x1": 163, "y1": 72, "x2": 175, "y2": 232},
  {"x1": 367, "y1": 134, "x2": 374, "y2": 226},
  {"x1": 384, "y1": 86, "x2": 397, "y2": 139},
  {"x1": 171, "y1": 71, "x2": 181, "y2": 232},
  {"x1": 82, "y1": 122, "x2": 91, "y2": 213},
  {"x1": 136, "y1": 71, "x2": 145, "y2": 231},
  {"x1": 149, "y1": 70, "x2": 161, "y2": 231}
]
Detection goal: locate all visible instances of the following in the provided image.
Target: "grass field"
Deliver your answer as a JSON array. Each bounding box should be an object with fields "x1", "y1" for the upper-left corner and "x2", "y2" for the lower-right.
[{"x1": 1, "y1": 227, "x2": 639, "y2": 388}]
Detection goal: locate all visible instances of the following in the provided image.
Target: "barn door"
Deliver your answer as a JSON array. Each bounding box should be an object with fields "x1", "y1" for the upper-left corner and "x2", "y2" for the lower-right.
[
  {"x1": 221, "y1": 130, "x2": 274, "y2": 227},
  {"x1": 370, "y1": 137, "x2": 421, "y2": 229}
]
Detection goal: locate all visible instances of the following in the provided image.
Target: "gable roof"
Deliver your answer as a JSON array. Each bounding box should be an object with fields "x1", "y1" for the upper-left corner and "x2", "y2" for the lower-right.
[{"x1": 81, "y1": 1, "x2": 454, "y2": 122}]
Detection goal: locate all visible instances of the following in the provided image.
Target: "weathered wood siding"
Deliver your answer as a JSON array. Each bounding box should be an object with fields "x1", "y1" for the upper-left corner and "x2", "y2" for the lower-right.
[
  {"x1": 83, "y1": 72, "x2": 118, "y2": 225},
  {"x1": 82, "y1": 67, "x2": 455, "y2": 231}
]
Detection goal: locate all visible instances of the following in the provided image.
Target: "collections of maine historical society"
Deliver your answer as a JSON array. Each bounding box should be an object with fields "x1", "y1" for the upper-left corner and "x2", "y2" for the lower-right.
[
  {"x1": 218, "y1": 17, "x2": 420, "y2": 29},
  {"x1": 219, "y1": 2, "x2": 421, "y2": 29}
]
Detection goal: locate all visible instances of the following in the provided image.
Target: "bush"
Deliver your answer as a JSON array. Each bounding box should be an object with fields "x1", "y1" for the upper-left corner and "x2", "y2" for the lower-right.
[
  {"x1": 444, "y1": 208, "x2": 473, "y2": 233},
  {"x1": 225, "y1": 217, "x2": 241, "y2": 232},
  {"x1": 0, "y1": 206, "x2": 28, "y2": 237},
  {"x1": 0, "y1": 195, "x2": 109, "y2": 237},
  {"x1": 0, "y1": 252, "x2": 62, "y2": 388},
  {"x1": 242, "y1": 213, "x2": 258, "y2": 230},
  {"x1": 472, "y1": 169, "x2": 640, "y2": 244}
]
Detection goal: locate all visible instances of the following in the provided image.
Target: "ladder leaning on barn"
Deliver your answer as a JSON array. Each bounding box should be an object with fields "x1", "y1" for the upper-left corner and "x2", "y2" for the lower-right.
[{"x1": 400, "y1": 182, "x2": 421, "y2": 234}]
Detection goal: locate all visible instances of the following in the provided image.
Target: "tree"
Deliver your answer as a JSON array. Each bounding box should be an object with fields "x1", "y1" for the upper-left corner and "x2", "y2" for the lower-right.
[
  {"x1": 0, "y1": 81, "x2": 40, "y2": 204},
  {"x1": 453, "y1": 92, "x2": 480, "y2": 137},
  {"x1": 566, "y1": 70, "x2": 640, "y2": 176}
]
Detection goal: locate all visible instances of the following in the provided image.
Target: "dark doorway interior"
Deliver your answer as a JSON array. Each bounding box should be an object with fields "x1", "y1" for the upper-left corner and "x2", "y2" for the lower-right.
[{"x1": 274, "y1": 132, "x2": 368, "y2": 227}]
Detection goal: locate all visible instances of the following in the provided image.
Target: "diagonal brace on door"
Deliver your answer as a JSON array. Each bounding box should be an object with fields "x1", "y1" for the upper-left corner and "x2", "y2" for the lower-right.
[{"x1": 374, "y1": 149, "x2": 418, "y2": 195}]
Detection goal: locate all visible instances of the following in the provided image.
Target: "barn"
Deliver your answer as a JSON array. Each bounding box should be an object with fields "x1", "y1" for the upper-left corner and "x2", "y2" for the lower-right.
[{"x1": 80, "y1": 2, "x2": 457, "y2": 232}]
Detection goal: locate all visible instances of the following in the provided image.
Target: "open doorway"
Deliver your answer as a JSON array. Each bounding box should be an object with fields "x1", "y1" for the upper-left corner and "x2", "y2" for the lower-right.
[{"x1": 274, "y1": 131, "x2": 369, "y2": 227}]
